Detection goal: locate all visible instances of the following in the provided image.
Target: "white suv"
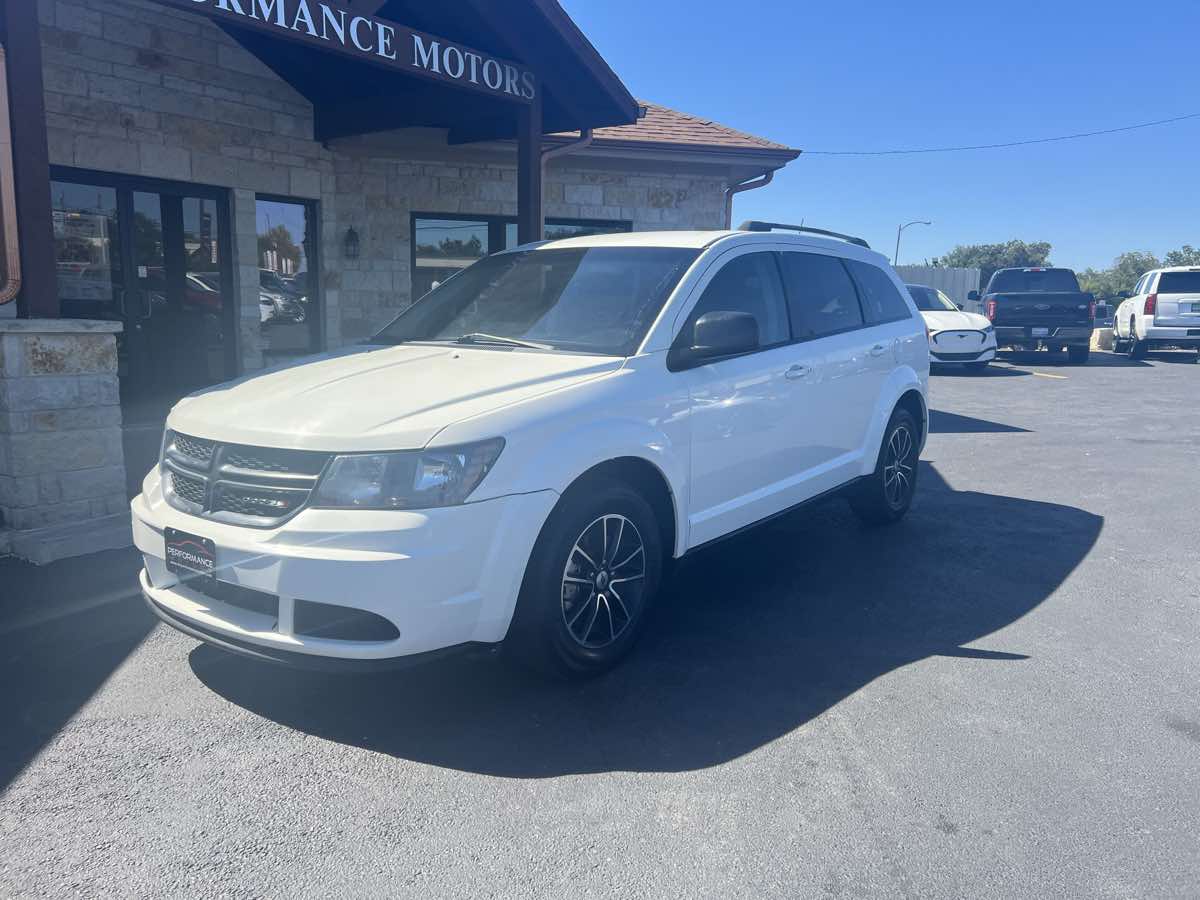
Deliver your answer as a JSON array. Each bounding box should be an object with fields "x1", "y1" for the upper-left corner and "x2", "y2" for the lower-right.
[
  {"x1": 1112, "y1": 267, "x2": 1200, "y2": 359},
  {"x1": 134, "y1": 224, "x2": 929, "y2": 677}
]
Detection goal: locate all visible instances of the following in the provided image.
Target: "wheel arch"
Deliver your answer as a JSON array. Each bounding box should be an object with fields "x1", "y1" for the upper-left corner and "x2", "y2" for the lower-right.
[
  {"x1": 857, "y1": 371, "x2": 929, "y2": 477},
  {"x1": 559, "y1": 456, "x2": 681, "y2": 561}
]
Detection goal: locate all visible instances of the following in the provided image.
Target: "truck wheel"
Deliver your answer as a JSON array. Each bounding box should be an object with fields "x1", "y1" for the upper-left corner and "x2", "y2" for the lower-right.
[
  {"x1": 506, "y1": 476, "x2": 663, "y2": 679},
  {"x1": 849, "y1": 408, "x2": 920, "y2": 527},
  {"x1": 1067, "y1": 346, "x2": 1090, "y2": 365}
]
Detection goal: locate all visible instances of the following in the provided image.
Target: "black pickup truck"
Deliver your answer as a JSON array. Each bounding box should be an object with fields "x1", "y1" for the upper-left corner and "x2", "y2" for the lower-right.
[{"x1": 969, "y1": 267, "x2": 1096, "y2": 364}]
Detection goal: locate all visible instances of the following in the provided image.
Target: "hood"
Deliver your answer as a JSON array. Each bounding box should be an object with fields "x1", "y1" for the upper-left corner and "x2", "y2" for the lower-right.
[
  {"x1": 169, "y1": 345, "x2": 623, "y2": 451},
  {"x1": 920, "y1": 309, "x2": 990, "y2": 332}
]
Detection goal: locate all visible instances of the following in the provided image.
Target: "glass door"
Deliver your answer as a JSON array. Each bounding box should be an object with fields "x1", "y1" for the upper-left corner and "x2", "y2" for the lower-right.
[{"x1": 51, "y1": 173, "x2": 234, "y2": 425}]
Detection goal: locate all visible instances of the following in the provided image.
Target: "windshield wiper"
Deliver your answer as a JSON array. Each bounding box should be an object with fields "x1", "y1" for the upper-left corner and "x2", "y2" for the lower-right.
[{"x1": 454, "y1": 333, "x2": 552, "y2": 350}]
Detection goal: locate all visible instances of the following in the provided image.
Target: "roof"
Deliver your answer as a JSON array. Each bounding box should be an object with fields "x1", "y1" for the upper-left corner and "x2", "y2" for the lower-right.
[{"x1": 555, "y1": 101, "x2": 800, "y2": 160}]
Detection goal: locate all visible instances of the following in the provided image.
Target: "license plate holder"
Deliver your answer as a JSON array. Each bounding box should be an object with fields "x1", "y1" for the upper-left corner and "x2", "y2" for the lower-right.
[
  {"x1": 165, "y1": 528, "x2": 217, "y2": 583},
  {"x1": 1031, "y1": 327, "x2": 1050, "y2": 337}
]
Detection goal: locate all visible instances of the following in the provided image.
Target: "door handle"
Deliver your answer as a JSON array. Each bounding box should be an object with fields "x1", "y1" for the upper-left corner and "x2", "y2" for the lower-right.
[
  {"x1": 869, "y1": 343, "x2": 887, "y2": 357},
  {"x1": 784, "y1": 364, "x2": 811, "y2": 380}
]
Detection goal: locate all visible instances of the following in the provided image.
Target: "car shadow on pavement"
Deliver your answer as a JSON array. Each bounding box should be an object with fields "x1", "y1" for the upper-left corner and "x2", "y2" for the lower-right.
[
  {"x1": 0, "y1": 548, "x2": 153, "y2": 791},
  {"x1": 191, "y1": 464, "x2": 1102, "y2": 777},
  {"x1": 929, "y1": 410, "x2": 1031, "y2": 434}
]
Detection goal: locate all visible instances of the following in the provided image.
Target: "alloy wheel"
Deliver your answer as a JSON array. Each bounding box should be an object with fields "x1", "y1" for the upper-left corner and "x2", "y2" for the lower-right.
[
  {"x1": 882, "y1": 425, "x2": 915, "y2": 509},
  {"x1": 561, "y1": 514, "x2": 647, "y2": 649}
]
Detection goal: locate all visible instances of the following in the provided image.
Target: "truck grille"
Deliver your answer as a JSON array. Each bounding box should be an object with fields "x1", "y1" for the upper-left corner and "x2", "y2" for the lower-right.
[{"x1": 162, "y1": 431, "x2": 330, "y2": 528}]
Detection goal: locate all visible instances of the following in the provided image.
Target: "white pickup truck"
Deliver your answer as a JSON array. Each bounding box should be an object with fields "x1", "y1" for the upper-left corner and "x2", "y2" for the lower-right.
[{"x1": 1112, "y1": 267, "x2": 1200, "y2": 360}]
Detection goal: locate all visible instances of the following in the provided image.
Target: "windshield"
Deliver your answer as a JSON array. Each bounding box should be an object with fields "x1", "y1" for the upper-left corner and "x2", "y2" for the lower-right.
[
  {"x1": 988, "y1": 269, "x2": 1080, "y2": 293},
  {"x1": 372, "y1": 246, "x2": 700, "y2": 356},
  {"x1": 1157, "y1": 271, "x2": 1200, "y2": 294},
  {"x1": 907, "y1": 285, "x2": 958, "y2": 312}
]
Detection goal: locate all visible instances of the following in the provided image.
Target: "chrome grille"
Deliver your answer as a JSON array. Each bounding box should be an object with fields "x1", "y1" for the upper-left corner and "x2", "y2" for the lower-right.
[{"x1": 163, "y1": 431, "x2": 331, "y2": 528}]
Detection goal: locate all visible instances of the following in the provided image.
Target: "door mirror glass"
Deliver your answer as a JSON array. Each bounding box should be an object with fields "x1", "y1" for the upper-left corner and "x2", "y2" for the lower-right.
[{"x1": 967, "y1": 290, "x2": 981, "y2": 302}]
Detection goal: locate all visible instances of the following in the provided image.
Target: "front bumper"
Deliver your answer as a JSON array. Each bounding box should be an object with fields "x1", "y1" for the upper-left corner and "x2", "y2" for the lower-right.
[{"x1": 134, "y1": 468, "x2": 558, "y2": 664}]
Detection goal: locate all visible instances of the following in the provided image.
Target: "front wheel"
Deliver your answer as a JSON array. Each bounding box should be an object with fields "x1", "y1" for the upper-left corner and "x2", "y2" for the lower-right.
[
  {"x1": 849, "y1": 408, "x2": 920, "y2": 526},
  {"x1": 506, "y1": 477, "x2": 663, "y2": 678}
]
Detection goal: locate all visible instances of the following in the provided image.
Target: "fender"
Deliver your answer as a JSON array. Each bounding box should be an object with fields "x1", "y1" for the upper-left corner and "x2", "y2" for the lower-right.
[
  {"x1": 487, "y1": 416, "x2": 690, "y2": 558},
  {"x1": 856, "y1": 365, "x2": 928, "y2": 477}
]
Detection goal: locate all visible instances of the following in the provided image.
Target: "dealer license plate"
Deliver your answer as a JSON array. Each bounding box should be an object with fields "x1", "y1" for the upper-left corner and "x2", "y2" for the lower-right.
[
  {"x1": 1031, "y1": 327, "x2": 1049, "y2": 337},
  {"x1": 165, "y1": 528, "x2": 216, "y2": 582}
]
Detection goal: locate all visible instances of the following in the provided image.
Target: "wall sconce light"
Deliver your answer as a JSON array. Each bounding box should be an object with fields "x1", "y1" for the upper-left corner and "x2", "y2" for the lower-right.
[{"x1": 343, "y1": 226, "x2": 360, "y2": 260}]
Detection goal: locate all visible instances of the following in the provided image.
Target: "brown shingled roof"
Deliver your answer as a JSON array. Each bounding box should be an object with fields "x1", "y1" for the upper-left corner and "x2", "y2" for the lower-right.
[{"x1": 556, "y1": 101, "x2": 799, "y2": 158}]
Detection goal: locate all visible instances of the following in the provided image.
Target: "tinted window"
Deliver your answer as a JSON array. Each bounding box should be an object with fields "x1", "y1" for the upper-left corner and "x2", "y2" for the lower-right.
[
  {"x1": 988, "y1": 269, "x2": 1080, "y2": 293},
  {"x1": 1157, "y1": 272, "x2": 1200, "y2": 294},
  {"x1": 681, "y1": 252, "x2": 790, "y2": 349},
  {"x1": 779, "y1": 252, "x2": 864, "y2": 338},
  {"x1": 375, "y1": 246, "x2": 698, "y2": 356},
  {"x1": 847, "y1": 260, "x2": 912, "y2": 323}
]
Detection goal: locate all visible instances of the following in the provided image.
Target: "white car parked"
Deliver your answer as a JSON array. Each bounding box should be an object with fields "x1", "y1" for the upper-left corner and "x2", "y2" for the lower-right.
[
  {"x1": 1112, "y1": 267, "x2": 1200, "y2": 359},
  {"x1": 135, "y1": 224, "x2": 929, "y2": 677},
  {"x1": 906, "y1": 284, "x2": 997, "y2": 371}
]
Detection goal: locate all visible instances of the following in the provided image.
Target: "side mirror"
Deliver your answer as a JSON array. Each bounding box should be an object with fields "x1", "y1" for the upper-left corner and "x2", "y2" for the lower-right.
[
  {"x1": 671, "y1": 310, "x2": 759, "y2": 369},
  {"x1": 1117, "y1": 291, "x2": 1131, "y2": 300},
  {"x1": 967, "y1": 290, "x2": 980, "y2": 302}
]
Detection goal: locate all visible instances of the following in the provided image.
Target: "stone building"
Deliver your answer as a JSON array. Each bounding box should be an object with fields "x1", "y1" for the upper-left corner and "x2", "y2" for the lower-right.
[{"x1": 0, "y1": 0, "x2": 798, "y2": 562}]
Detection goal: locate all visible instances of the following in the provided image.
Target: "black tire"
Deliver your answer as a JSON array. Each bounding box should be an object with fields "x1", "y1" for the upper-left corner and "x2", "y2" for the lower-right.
[
  {"x1": 1067, "y1": 346, "x2": 1090, "y2": 365},
  {"x1": 1111, "y1": 329, "x2": 1126, "y2": 353},
  {"x1": 849, "y1": 408, "x2": 920, "y2": 526},
  {"x1": 505, "y1": 476, "x2": 663, "y2": 678},
  {"x1": 1127, "y1": 319, "x2": 1148, "y2": 359}
]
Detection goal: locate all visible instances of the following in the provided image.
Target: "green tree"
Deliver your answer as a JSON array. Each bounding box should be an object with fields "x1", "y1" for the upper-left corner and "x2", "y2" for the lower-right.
[
  {"x1": 936, "y1": 240, "x2": 1053, "y2": 286},
  {"x1": 1164, "y1": 244, "x2": 1200, "y2": 267},
  {"x1": 1078, "y1": 250, "x2": 1160, "y2": 299}
]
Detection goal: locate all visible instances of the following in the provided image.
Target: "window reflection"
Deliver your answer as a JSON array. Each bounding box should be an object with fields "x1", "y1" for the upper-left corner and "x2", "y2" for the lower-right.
[
  {"x1": 414, "y1": 218, "x2": 489, "y2": 299},
  {"x1": 51, "y1": 182, "x2": 122, "y2": 320},
  {"x1": 257, "y1": 198, "x2": 317, "y2": 356}
]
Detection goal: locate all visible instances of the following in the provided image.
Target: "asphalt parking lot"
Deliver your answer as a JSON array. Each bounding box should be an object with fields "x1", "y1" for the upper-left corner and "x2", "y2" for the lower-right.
[{"x1": 2, "y1": 349, "x2": 1198, "y2": 898}]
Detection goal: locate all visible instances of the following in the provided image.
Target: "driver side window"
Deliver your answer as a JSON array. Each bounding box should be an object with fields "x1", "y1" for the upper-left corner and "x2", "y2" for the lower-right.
[{"x1": 678, "y1": 252, "x2": 790, "y2": 351}]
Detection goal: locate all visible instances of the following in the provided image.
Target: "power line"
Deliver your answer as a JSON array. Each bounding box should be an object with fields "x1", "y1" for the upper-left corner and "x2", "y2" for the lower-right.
[{"x1": 804, "y1": 112, "x2": 1200, "y2": 156}]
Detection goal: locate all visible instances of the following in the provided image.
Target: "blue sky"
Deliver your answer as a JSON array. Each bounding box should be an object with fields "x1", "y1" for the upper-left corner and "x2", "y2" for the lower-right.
[{"x1": 562, "y1": 0, "x2": 1200, "y2": 270}]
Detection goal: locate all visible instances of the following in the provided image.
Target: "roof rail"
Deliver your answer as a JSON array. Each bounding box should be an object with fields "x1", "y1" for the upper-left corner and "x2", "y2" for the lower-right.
[{"x1": 738, "y1": 221, "x2": 871, "y2": 250}]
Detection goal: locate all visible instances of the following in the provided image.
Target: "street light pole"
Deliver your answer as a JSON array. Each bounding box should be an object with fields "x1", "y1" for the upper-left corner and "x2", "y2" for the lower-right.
[{"x1": 894, "y1": 220, "x2": 931, "y2": 266}]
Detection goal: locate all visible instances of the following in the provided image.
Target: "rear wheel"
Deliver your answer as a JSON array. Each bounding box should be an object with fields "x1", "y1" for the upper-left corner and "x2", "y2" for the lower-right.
[
  {"x1": 1128, "y1": 320, "x2": 1148, "y2": 359},
  {"x1": 1067, "y1": 346, "x2": 1090, "y2": 365},
  {"x1": 506, "y1": 477, "x2": 663, "y2": 679},
  {"x1": 849, "y1": 408, "x2": 920, "y2": 526}
]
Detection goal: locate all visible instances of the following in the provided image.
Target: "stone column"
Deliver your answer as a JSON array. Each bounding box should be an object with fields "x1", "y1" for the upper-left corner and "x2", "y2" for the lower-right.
[{"x1": 0, "y1": 320, "x2": 131, "y2": 563}]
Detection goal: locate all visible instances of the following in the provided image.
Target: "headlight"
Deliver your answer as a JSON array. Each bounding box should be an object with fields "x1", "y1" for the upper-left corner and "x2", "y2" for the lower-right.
[
  {"x1": 983, "y1": 324, "x2": 995, "y2": 334},
  {"x1": 311, "y1": 438, "x2": 505, "y2": 510}
]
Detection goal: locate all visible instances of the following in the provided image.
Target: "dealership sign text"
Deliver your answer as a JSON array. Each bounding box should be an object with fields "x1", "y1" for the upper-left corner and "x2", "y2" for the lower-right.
[{"x1": 155, "y1": 0, "x2": 537, "y2": 102}]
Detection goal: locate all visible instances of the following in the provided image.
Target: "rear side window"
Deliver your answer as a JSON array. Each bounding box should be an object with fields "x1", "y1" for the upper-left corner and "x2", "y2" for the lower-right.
[
  {"x1": 1157, "y1": 272, "x2": 1200, "y2": 294},
  {"x1": 846, "y1": 260, "x2": 912, "y2": 324},
  {"x1": 681, "y1": 252, "x2": 791, "y2": 348},
  {"x1": 778, "y1": 252, "x2": 864, "y2": 338}
]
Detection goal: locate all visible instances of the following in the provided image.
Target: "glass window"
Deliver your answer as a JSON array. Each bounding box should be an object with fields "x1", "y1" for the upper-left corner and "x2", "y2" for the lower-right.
[
  {"x1": 375, "y1": 246, "x2": 699, "y2": 356},
  {"x1": 905, "y1": 284, "x2": 958, "y2": 312},
  {"x1": 682, "y1": 252, "x2": 791, "y2": 349},
  {"x1": 780, "y1": 252, "x2": 865, "y2": 338},
  {"x1": 257, "y1": 198, "x2": 318, "y2": 356},
  {"x1": 1157, "y1": 271, "x2": 1200, "y2": 294},
  {"x1": 414, "y1": 218, "x2": 489, "y2": 299},
  {"x1": 51, "y1": 181, "x2": 122, "y2": 320},
  {"x1": 987, "y1": 268, "x2": 1081, "y2": 293},
  {"x1": 846, "y1": 260, "x2": 913, "y2": 324}
]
